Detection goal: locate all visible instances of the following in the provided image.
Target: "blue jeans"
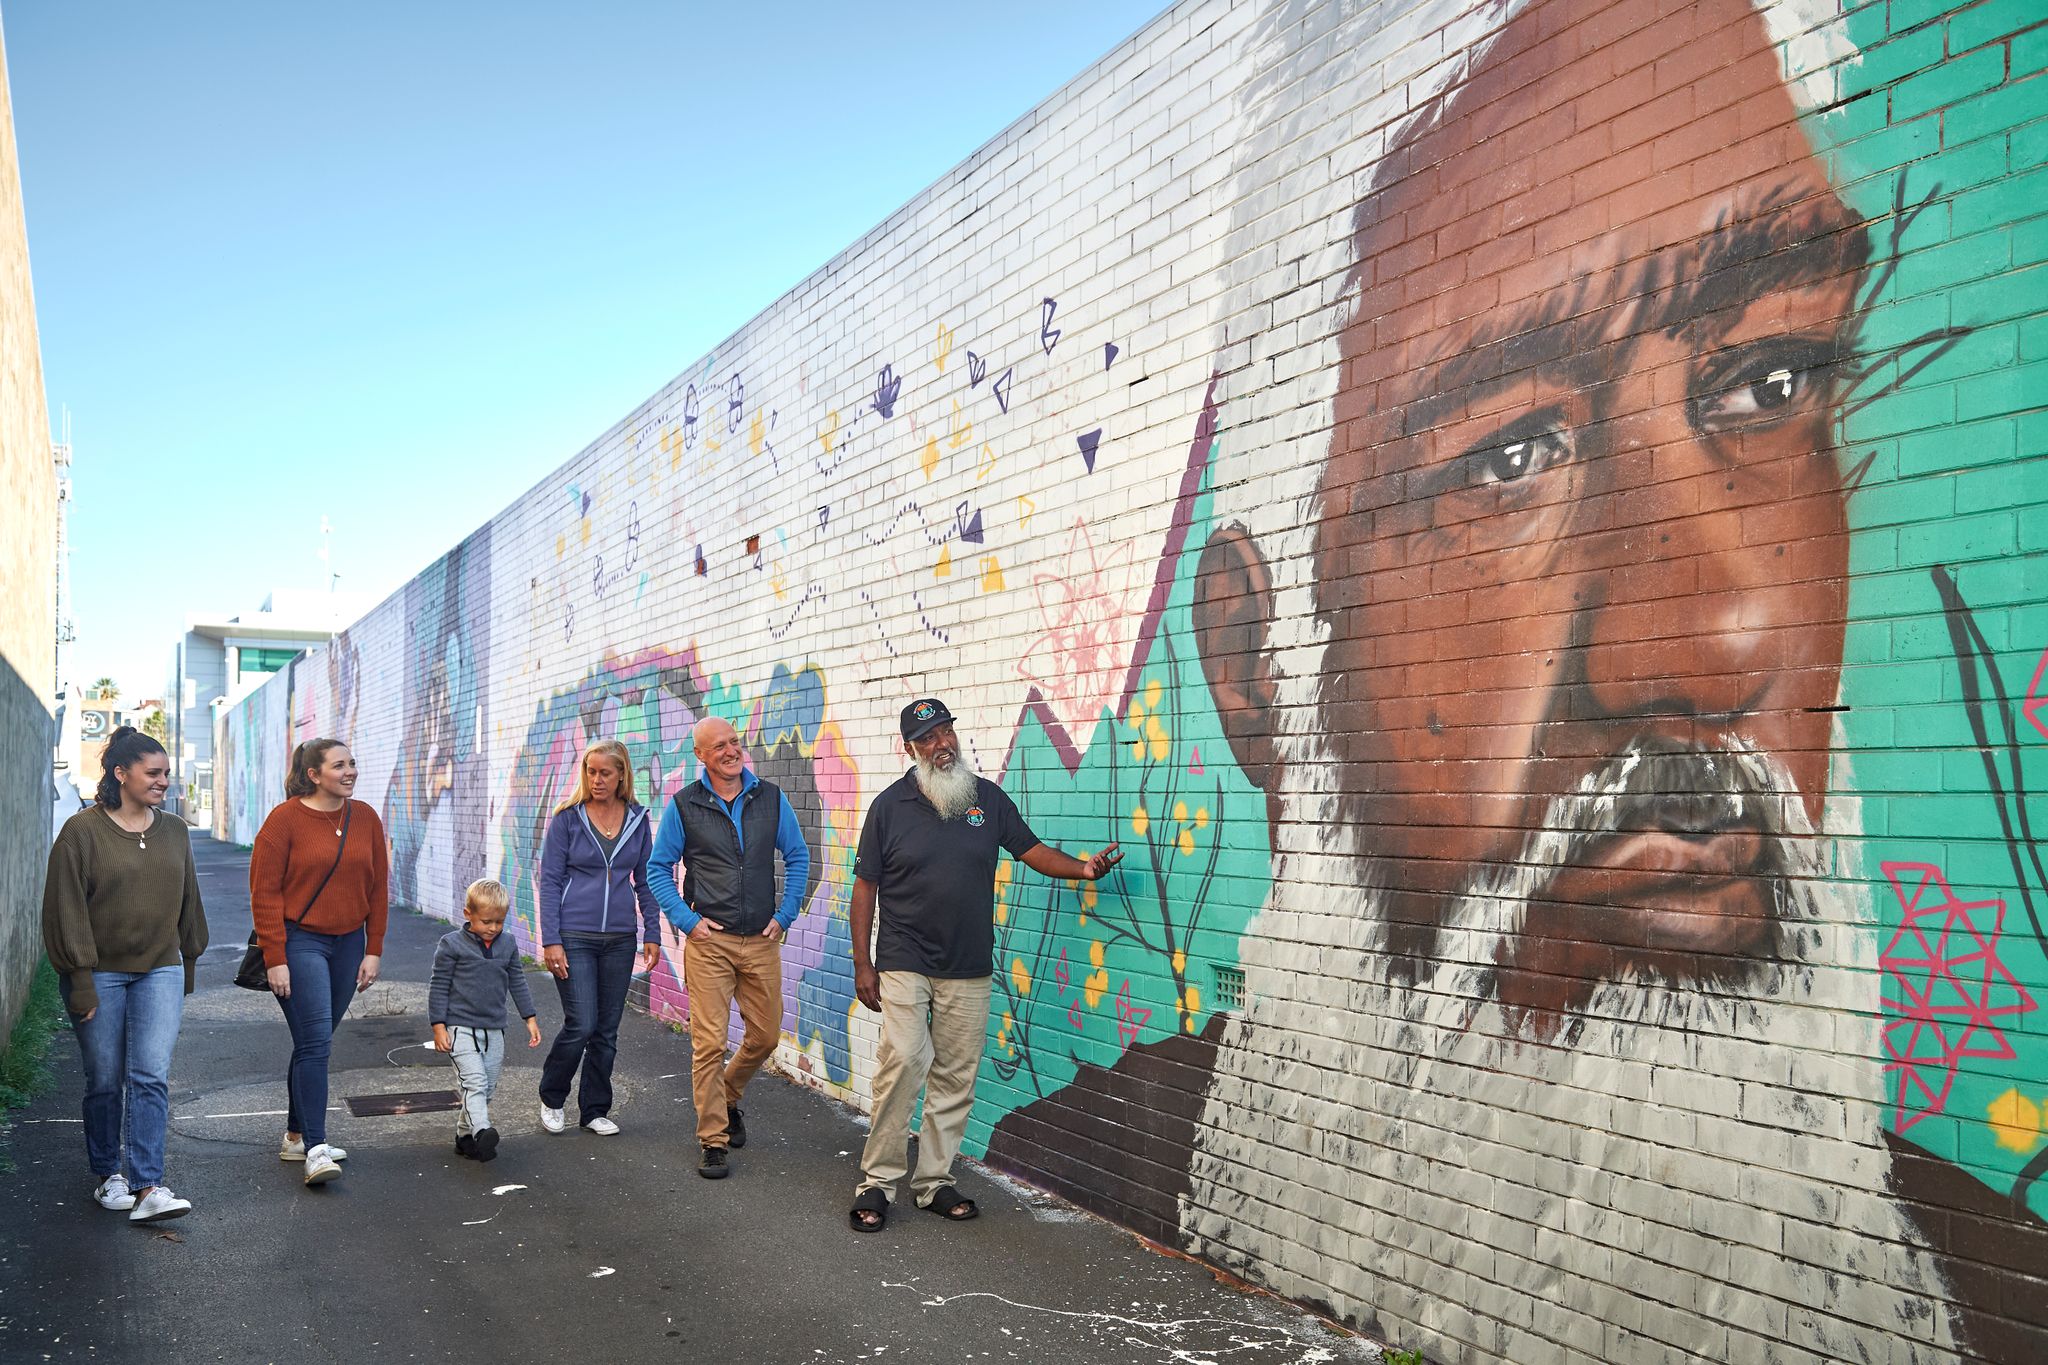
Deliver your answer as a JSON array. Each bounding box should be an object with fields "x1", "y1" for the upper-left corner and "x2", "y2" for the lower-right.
[
  {"x1": 60, "y1": 964, "x2": 184, "y2": 1189},
  {"x1": 277, "y1": 922, "x2": 365, "y2": 1145},
  {"x1": 539, "y1": 931, "x2": 635, "y2": 1124}
]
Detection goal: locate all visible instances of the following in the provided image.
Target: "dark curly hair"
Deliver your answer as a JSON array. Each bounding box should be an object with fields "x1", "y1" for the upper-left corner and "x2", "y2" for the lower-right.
[{"x1": 97, "y1": 726, "x2": 167, "y2": 808}]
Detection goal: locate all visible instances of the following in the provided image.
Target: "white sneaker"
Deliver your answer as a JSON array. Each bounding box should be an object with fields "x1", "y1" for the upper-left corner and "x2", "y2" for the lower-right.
[
  {"x1": 582, "y1": 1116, "x2": 620, "y2": 1136},
  {"x1": 279, "y1": 1135, "x2": 349, "y2": 1163},
  {"x1": 540, "y1": 1104, "x2": 565, "y2": 1134},
  {"x1": 129, "y1": 1186, "x2": 192, "y2": 1222},
  {"x1": 303, "y1": 1145, "x2": 343, "y2": 1185},
  {"x1": 93, "y1": 1175, "x2": 136, "y2": 1211}
]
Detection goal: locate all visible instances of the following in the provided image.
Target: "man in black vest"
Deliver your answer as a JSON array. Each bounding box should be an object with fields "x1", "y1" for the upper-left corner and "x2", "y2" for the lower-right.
[
  {"x1": 648, "y1": 716, "x2": 811, "y2": 1179},
  {"x1": 846, "y1": 698, "x2": 1121, "y2": 1231}
]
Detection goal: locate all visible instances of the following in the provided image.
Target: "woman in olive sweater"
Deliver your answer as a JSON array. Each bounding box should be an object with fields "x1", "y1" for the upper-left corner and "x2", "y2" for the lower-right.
[
  {"x1": 42, "y1": 727, "x2": 209, "y2": 1224},
  {"x1": 248, "y1": 737, "x2": 389, "y2": 1187}
]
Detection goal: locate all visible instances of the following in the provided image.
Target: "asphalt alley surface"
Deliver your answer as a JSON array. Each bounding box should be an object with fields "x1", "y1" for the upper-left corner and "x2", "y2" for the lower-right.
[{"x1": 0, "y1": 834, "x2": 1375, "y2": 1365}]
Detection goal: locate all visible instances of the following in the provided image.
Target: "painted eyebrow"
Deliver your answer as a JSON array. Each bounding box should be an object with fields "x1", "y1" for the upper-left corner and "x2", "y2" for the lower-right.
[{"x1": 1649, "y1": 191, "x2": 1869, "y2": 337}]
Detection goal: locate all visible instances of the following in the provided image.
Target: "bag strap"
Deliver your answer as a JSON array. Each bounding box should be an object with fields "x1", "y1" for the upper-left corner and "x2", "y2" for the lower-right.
[{"x1": 290, "y1": 800, "x2": 354, "y2": 925}]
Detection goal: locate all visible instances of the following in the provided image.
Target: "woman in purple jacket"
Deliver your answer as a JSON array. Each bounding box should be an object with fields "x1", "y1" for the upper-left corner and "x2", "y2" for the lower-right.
[{"x1": 536, "y1": 740, "x2": 662, "y2": 1136}]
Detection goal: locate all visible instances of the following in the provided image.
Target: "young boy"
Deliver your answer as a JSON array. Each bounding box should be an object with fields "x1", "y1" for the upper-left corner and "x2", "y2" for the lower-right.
[{"x1": 430, "y1": 879, "x2": 541, "y2": 1162}]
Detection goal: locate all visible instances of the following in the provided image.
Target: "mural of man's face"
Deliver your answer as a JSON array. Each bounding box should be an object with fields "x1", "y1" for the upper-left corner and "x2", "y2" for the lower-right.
[{"x1": 1200, "y1": 0, "x2": 1871, "y2": 1026}]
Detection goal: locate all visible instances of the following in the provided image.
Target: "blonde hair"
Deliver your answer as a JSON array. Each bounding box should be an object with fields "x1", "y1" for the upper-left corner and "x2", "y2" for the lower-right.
[
  {"x1": 552, "y1": 739, "x2": 637, "y2": 814},
  {"x1": 465, "y1": 879, "x2": 510, "y2": 916}
]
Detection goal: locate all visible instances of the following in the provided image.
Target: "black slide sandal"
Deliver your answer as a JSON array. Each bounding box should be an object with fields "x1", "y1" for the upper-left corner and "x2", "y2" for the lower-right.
[
  {"x1": 923, "y1": 1185, "x2": 978, "y2": 1221},
  {"x1": 850, "y1": 1188, "x2": 889, "y2": 1232}
]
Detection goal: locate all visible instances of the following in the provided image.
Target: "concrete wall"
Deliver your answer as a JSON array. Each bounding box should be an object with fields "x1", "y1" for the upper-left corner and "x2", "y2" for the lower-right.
[
  {"x1": 219, "y1": 1, "x2": 2048, "y2": 1359},
  {"x1": 0, "y1": 8, "x2": 54, "y2": 1054}
]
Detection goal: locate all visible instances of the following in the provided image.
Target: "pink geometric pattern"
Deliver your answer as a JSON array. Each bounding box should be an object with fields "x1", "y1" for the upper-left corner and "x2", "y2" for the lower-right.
[
  {"x1": 2025, "y1": 646, "x2": 2048, "y2": 742},
  {"x1": 1879, "y1": 860, "x2": 2038, "y2": 1134}
]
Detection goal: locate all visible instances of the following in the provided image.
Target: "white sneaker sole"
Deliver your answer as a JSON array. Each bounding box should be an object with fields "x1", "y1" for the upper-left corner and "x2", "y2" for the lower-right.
[
  {"x1": 303, "y1": 1162, "x2": 342, "y2": 1186},
  {"x1": 130, "y1": 1203, "x2": 190, "y2": 1223},
  {"x1": 97, "y1": 1197, "x2": 138, "y2": 1211}
]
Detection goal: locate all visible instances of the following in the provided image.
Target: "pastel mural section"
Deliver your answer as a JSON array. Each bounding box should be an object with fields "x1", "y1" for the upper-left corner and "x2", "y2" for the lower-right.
[{"x1": 217, "y1": 2, "x2": 2048, "y2": 1361}]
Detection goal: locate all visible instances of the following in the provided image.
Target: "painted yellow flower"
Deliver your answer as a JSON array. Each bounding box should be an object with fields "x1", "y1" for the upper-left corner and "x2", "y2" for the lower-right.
[
  {"x1": 1145, "y1": 679, "x2": 1163, "y2": 709},
  {"x1": 1172, "y1": 950, "x2": 1186, "y2": 974},
  {"x1": 1089, "y1": 941, "x2": 1105, "y2": 968},
  {"x1": 1011, "y1": 957, "x2": 1031, "y2": 996},
  {"x1": 1146, "y1": 712, "x2": 1170, "y2": 761},
  {"x1": 1131, "y1": 804, "x2": 1150, "y2": 837},
  {"x1": 1988, "y1": 1089, "x2": 2044, "y2": 1152},
  {"x1": 1085, "y1": 967, "x2": 1108, "y2": 1008},
  {"x1": 1177, "y1": 827, "x2": 1196, "y2": 856}
]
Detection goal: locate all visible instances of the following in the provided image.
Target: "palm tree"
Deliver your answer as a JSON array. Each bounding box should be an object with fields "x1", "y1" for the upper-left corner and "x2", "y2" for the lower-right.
[{"x1": 91, "y1": 676, "x2": 119, "y2": 701}]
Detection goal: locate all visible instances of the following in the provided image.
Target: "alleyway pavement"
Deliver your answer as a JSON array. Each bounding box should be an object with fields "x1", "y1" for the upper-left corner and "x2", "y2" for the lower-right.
[{"x1": 0, "y1": 835, "x2": 1373, "y2": 1365}]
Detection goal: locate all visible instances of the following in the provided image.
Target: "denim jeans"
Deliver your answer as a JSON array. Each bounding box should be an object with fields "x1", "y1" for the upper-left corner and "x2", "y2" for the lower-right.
[
  {"x1": 60, "y1": 964, "x2": 184, "y2": 1189},
  {"x1": 538, "y1": 930, "x2": 635, "y2": 1124},
  {"x1": 277, "y1": 921, "x2": 365, "y2": 1146},
  {"x1": 447, "y1": 1028, "x2": 505, "y2": 1136}
]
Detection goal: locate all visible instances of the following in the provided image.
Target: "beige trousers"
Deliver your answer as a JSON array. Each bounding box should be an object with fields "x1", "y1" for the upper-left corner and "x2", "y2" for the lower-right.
[
  {"x1": 682, "y1": 930, "x2": 783, "y2": 1148},
  {"x1": 855, "y1": 971, "x2": 992, "y2": 1206}
]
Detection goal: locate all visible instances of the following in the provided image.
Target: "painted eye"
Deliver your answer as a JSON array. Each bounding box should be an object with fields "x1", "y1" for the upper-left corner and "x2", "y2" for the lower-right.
[
  {"x1": 1692, "y1": 348, "x2": 1831, "y2": 434},
  {"x1": 1477, "y1": 428, "x2": 1572, "y2": 485}
]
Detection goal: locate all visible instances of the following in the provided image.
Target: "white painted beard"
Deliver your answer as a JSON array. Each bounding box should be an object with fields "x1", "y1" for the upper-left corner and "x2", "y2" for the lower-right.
[
  {"x1": 914, "y1": 755, "x2": 980, "y2": 822},
  {"x1": 1179, "y1": 724, "x2": 1963, "y2": 1365}
]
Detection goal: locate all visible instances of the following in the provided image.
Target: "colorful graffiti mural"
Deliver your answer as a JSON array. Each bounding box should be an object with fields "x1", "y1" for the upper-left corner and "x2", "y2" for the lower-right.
[{"x1": 215, "y1": 0, "x2": 2046, "y2": 1360}]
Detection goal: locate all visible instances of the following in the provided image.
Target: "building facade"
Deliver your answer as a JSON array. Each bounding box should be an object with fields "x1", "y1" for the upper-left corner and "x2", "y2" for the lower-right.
[
  {"x1": 0, "y1": 6, "x2": 54, "y2": 1054},
  {"x1": 218, "y1": 2, "x2": 2048, "y2": 1360}
]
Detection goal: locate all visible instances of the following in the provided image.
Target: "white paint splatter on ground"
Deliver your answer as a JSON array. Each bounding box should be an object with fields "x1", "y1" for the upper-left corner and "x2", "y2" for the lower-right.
[
  {"x1": 490, "y1": 1184, "x2": 527, "y2": 1196},
  {"x1": 877, "y1": 1281, "x2": 1369, "y2": 1365},
  {"x1": 589, "y1": 1266, "x2": 616, "y2": 1279}
]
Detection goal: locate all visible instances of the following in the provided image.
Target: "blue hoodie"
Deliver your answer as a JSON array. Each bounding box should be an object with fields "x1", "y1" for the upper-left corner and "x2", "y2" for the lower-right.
[{"x1": 538, "y1": 802, "x2": 662, "y2": 945}]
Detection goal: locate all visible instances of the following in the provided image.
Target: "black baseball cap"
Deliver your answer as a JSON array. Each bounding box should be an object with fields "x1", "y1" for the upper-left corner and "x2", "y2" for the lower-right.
[{"x1": 900, "y1": 698, "x2": 955, "y2": 742}]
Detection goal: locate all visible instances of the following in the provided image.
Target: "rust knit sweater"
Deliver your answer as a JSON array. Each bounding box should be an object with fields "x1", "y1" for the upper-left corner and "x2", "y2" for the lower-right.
[{"x1": 248, "y1": 799, "x2": 390, "y2": 968}]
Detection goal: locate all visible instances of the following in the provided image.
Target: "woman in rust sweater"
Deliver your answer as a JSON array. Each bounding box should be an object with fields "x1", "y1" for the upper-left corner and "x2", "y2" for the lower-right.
[{"x1": 249, "y1": 737, "x2": 389, "y2": 1186}]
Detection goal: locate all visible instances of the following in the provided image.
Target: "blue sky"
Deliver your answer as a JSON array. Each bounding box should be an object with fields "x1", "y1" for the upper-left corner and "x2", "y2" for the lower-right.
[{"x1": 7, "y1": 0, "x2": 1166, "y2": 700}]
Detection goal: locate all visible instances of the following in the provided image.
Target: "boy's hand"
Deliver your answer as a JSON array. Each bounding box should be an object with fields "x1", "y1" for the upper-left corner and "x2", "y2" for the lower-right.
[
  {"x1": 526, "y1": 1017, "x2": 542, "y2": 1048},
  {"x1": 432, "y1": 1024, "x2": 452, "y2": 1053}
]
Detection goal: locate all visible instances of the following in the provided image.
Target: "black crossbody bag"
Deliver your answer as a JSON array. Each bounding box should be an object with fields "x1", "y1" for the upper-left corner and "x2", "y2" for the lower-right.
[{"x1": 232, "y1": 801, "x2": 354, "y2": 991}]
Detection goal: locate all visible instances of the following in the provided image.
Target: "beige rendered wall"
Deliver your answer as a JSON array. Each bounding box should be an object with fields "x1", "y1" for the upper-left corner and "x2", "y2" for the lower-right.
[{"x1": 0, "y1": 7, "x2": 55, "y2": 1055}]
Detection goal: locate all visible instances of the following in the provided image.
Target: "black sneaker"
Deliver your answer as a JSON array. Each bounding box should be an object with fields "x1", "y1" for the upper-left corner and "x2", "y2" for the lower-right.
[
  {"x1": 727, "y1": 1106, "x2": 747, "y2": 1149},
  {"x1": 455, "y1": 1134, "x2": 478, "y2": 1160},
  {"x1": 698, "y1": 1145, "x2": 729, "y2": 1179},
  {"x1": 475, "y1": 1127, "x2": 500, "y2": 1163}
]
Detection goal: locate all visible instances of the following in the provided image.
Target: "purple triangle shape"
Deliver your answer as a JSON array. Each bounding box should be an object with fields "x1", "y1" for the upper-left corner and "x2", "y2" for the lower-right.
[
  {"x1": 962, "y1": 509, "x2": 984, "y2": 544},
  {"x1": 1104, "y1": 342, "x2": 1119, "y2": 369},
  {"x1": 1077, "y1": 428, "x2": 1102, "y2": 472}
]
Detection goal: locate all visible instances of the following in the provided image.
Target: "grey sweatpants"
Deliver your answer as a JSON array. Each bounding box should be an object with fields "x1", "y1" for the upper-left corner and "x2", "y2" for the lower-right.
[{"x1": 448, "y1": 1028, "x2": 505, "y2": 1135}]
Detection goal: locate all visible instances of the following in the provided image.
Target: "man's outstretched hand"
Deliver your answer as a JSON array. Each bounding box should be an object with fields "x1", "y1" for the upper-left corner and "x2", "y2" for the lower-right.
[{"x1": 1081, "y1": 843, "x2": 1124, "y2": 881}]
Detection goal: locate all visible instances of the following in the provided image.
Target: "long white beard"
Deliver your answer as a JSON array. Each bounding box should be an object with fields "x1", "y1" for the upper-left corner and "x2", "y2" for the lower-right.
[
  {"x1": 914, "y1": 755, "x2": 980, "y2": 822},
  {"x1": 1179, "y1": 718, "x2": 1963, "y2": 1365}
]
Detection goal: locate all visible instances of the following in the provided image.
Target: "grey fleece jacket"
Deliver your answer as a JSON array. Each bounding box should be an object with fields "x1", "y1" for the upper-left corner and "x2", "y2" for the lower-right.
[{"x1": 428, "y1": 927, "x2": 539, "y2": 1030}]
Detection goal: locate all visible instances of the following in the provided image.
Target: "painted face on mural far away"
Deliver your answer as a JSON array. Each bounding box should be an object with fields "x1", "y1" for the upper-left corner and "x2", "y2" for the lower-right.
[{"x1": 1197, "y1": 0, "x2": 1871, "y2": 1024}]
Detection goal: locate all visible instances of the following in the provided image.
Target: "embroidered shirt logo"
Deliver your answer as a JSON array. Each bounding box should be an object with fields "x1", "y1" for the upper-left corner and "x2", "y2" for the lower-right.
[{"x1": 964, "y1": 806, "x2": 986, "y2": 827}]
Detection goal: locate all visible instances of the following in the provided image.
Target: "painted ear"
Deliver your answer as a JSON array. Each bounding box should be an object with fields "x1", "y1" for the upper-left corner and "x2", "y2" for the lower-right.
[{"x1": 1192, "y1": 525, "x2": 1276, "y2": 789}]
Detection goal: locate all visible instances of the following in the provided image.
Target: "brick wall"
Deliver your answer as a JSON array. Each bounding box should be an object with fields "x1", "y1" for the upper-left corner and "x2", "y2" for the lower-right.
[
  {"x1": 219, "y1": 1, "x2": 2048, "y2": 1359},
  {"x1": 0, "y1": 11, "x2": 55, "y2": 1053}
]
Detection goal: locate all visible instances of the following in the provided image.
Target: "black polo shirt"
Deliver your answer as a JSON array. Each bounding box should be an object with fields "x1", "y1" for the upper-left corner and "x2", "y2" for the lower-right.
[{"x1": 854, "y1": 769, "x2": 1041, "y2": 977}]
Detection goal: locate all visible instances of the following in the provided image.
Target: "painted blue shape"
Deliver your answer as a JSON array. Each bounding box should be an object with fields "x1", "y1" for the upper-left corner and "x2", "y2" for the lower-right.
[
  {"x1": 795, "y1": 908, "x2": 855, "y2": 1083},
  {"x1": 967, "y1": 351, "x2": 987, "y2": 387},
  {"x1": 1040, "y1": 297, "x2": 1061, "y2": 354},
  {"x1": 1077, "y1": 428, "x2": 1102, "y2": 472},
  {"x1": 580, "y1": 491, "x2": 592, "y2": 517},
  {"x1": 1104, "y1": 342, "x2": 1119, "y2": 369},
  {"x1": 874, "y1": 364, "x2": 901, "y2": 419},
  {"x1": 993, "y1": 367, "x2": 1013, "y2": 414},
  {"x1": 962, "y1": 508, "x2": 984, "y2": 544}
]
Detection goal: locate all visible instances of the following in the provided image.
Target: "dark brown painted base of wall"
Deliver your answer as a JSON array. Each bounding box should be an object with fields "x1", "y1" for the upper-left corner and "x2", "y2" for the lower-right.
[{"x1": 983, "y1": 1014, "x2": 1223, "y2": 1249}]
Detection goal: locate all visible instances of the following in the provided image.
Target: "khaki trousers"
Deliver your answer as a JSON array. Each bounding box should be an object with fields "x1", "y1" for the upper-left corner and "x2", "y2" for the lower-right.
[
  {"x1": 682, "y1": 929, "x2": 783, "y2": 1148},
  {"x1": 855, "y1": 971, "x2": 991, "y2": 1207}
]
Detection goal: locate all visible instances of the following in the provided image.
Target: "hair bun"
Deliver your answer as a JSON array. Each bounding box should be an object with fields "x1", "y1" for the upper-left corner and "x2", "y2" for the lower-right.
[{"x1": 107, "y1": 725, "x2": 137, "y2": 742}]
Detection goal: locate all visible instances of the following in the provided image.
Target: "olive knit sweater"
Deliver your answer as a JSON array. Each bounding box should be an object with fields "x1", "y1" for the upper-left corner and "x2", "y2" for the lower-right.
[{"x1": 42, "y1": 806, "x2": 210, "y2": 1017}]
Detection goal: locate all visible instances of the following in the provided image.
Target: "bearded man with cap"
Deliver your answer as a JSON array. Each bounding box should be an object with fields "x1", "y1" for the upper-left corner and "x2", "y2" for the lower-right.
[{"x1": 847, "y1": 698, "x2": 1121, "y2": 1232}]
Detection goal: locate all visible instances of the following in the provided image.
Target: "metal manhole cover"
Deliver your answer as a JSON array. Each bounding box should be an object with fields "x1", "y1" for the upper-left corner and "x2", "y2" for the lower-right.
[{"x1": 345, "y1": 1090, "x2": 460, "y2": 1117}]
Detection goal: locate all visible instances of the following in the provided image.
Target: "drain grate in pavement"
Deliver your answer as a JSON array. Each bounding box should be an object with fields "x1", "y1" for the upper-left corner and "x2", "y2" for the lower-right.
[{"x1": 346, "y1": 1090, "x2": 460, "y2": 1117}]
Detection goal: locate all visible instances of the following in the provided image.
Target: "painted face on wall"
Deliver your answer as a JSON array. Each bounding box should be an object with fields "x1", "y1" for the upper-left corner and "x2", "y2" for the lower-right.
[{"x1": 1199, "y1": 0, "x2": 1871, "y2": 1025}]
